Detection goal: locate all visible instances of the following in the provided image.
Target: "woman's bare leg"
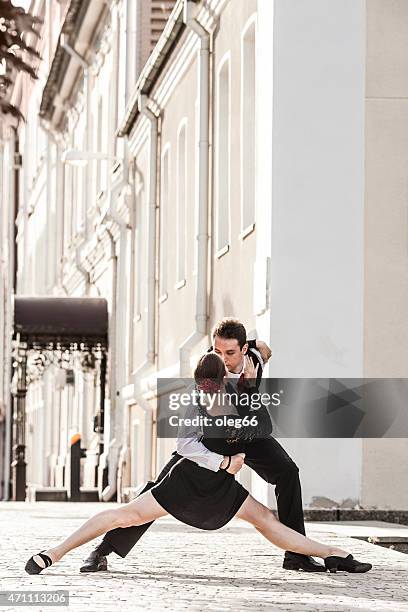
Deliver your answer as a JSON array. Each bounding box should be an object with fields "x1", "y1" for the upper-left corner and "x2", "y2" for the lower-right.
[
  {"x1": 33, "y1": 491, "x2": 167, "y2": 568},
  {"x1": 236, "y1": 495, "x2": 347, "y2": 559}
]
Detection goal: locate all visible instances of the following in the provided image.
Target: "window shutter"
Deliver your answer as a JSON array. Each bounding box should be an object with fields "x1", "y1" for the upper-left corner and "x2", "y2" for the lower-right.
[{"x1": 150, "y1": 1, "x2": 177, "y2": 50}]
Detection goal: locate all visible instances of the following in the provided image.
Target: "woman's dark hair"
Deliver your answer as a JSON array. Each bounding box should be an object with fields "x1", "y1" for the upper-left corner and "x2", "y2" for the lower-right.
[
  {"x1": 194, "y1": 352, "x2": 226, "y2": 388},
  {"x1": 211, "y1": 317, "x2": 247, "y2": 349}
]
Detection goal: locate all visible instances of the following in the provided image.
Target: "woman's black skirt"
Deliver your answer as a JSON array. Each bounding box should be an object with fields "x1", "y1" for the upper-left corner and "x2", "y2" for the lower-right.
[{"x1": 150, "y1": 457, "x2": 249, "y2": 530}]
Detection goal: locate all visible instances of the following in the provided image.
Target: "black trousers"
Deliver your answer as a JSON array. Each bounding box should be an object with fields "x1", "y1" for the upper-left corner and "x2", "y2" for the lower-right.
[{"x1": 104, "y1": 437, "x2": 306, "y2": 557}]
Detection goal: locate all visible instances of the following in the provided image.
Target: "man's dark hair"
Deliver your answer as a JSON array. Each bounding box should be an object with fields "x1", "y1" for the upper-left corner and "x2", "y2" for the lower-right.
[{"x1": 211, "y1": 317, "x2": 247, "y2": 349}]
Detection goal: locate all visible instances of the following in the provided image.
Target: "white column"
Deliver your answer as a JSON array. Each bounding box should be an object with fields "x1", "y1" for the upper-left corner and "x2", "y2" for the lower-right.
[
  {"x1": 250, "y1": 0, "x2": 275, "y2": 504},
  {"x1": 268, "y1": 0, "x2": 366, "y2": 507}
]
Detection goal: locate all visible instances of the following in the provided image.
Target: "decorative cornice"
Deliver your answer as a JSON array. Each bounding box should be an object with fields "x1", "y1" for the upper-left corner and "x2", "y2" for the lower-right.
[
  {"x1": 128, "y1": 115, "x2": 150, "y2": 156},
  {"x1": 40, "y1": 0, "x2": 116, "y2": 136},
  {"x1": 117, "y1": 0, "x2": 217, "y2": 138},
  {"x1": 39, "y1": 0, "x2": 91, "y2": 122},
  {"x1": 149, "y1": 23, "x2": 199, "y2": 111},
  {"x1": 90, "y1": 20, "x2": 113, "y2": 78},
  {"x1": 117, "y1": 0, "x2": 188, "y2": 137},
  {"x1": 59, "y1": 6, "x2": 114, "y2": 137}
]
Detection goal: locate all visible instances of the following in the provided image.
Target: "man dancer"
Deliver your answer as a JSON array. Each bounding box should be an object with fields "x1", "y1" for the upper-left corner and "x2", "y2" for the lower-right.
[{"x1": 81, "y1": 318, "x2": 325, "y2": 573}]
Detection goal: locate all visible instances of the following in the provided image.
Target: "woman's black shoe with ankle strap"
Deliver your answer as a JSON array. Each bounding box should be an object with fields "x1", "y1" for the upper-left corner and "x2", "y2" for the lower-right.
[{"x1": 25, "y1": 551, "x2": 53, "y2": 575}]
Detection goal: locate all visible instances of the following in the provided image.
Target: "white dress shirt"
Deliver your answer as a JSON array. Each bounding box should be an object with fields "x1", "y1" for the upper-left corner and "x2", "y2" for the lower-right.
[{"x1": 176, "y1": 347, "x2": 263, "y2": 471}]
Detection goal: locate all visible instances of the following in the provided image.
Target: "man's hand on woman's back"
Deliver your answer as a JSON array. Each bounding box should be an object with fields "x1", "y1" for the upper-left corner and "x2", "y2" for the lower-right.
[{"x1": 255, "y1": 340, "x2": 272, "y2": 363}]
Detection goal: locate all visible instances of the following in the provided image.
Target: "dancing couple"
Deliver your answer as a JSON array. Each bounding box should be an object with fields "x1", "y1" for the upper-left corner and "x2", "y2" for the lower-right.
[{"x1": 25, "y1": 318, "x2": 371, "y2": 576}]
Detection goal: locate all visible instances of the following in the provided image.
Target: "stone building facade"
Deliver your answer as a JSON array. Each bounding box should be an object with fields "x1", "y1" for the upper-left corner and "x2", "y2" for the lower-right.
[{"x1": 1, "y1": 0, "x2": 408, "y2": 511}]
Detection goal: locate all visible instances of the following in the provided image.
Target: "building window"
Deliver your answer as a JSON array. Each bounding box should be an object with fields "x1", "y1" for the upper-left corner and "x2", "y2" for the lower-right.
[
  {"x1": 63, "y1": 163, "x2": 72, "y2": 253},
  {"x1": 159, "y1": 145, "x2": 170, "y2": 300},
  {"x1": 71, "y1": 160, "x2": 77, "y2": 240},
  {"x1": 70, "y1": 127, "x2": 84, "y2": 239},
  {"x1": 241, "y1": 17, "x2": 256, "y2": 236},
  {"x1": 76, "y1": 131, "x2": 86, "y2": 235},
  {"x1": 215, "y1": 54, "x2": 231, "y2": 256},
  {"x1": 96, "y1": 95, "x2": 108, "y2": 196},
  {"x1": 176, "y1": 121, "x2": 187, "y2": 286},
  {"x1": 134, "y1": 166, "x2": 145, "y2": 320},
  {"x1": 96, "y1": 96, "x2": 103, "y2": 195},
  {"x1": 193, "y1": 98, "x2": 199, "y2": 276}
]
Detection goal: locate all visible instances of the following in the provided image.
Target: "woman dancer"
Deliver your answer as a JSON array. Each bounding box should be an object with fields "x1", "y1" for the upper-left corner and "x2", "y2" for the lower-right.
[{"x1": 25, "y1": 353, "x2": 372, "y2": 575}]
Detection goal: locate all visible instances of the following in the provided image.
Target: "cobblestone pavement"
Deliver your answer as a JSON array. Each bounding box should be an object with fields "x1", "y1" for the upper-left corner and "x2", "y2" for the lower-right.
[{"x1": 1, "y1": 502, "x2": 408, "y2": 612}]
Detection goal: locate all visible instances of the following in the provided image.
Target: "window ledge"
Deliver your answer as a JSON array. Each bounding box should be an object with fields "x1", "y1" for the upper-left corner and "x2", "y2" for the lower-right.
[
  {"x1": 215, "y1": 244, "x2": 230, "y2": 259},
  {"x1": 175, "y1": 279, "x2": 186, "y2": 290},
  {"x1": 159, "y1": 292, "x2": 168, "y2": 304},
  {"x1": 239, "y1": 223, "x2": 255, "y2": 240}
]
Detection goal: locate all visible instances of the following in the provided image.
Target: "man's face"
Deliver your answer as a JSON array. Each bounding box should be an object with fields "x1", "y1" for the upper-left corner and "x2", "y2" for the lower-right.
[{"x1": 213, "y1": 336, "x2": 248, "y2": 373}]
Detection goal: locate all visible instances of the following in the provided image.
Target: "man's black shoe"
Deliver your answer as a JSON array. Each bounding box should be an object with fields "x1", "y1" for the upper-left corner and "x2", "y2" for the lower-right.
[
  {"x1": 80, "y1": 549, "x2": 108, "y2": 573},
  {"x1": 283, "y1": 552, "x2": 326, "y2": 572}
]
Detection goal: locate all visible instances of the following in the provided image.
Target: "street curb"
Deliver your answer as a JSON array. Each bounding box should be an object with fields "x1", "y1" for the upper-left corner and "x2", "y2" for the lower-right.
[{"x1": 304, "y1": 509, "x2": 408, "y2": 525}]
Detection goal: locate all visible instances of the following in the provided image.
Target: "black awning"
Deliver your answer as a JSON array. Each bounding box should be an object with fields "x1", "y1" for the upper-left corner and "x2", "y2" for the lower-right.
[{"x1": 13, "y1": 296, "x2": 108, "y2": 347}]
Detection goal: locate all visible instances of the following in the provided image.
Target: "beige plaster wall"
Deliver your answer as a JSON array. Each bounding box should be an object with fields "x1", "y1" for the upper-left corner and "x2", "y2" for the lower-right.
[
  {"x1": 156, "y1": 53, "x2": 199, "y2": 370},
  {"x1": 363, "y1": 0, "x2": 408, "y2": 508},
  {"x1": 132, "y1": 140, "x2": 149, "y2": 373},
  {"x1": 210, "y1": 0, "x2": 258, "y2": 334}
]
